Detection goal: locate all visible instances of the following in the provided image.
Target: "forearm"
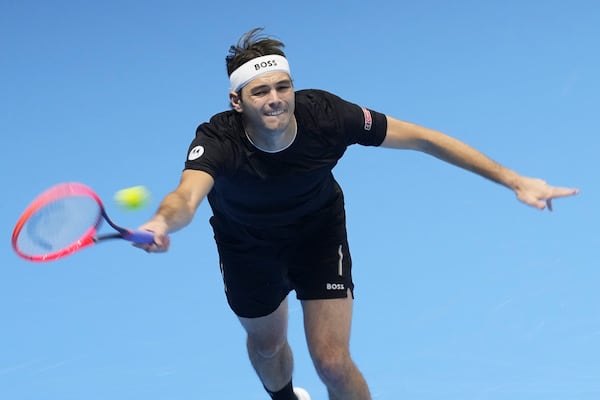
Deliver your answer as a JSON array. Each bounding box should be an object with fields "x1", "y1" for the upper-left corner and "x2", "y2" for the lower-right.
[
  {"x1": 149, "y1": 191, "x2": 197, "y2": 233},
  {"x1": 417, "y1": 130, "x2": 520, "y2": 189},
  {"x1": 382, "y1": 117, "x2": 520, "y2": 190}
]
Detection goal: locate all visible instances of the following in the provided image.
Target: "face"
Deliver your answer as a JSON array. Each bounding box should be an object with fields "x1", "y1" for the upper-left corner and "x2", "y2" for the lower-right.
[{"x1": 230, "y1": 71, "x2": 295, "y2": 135}]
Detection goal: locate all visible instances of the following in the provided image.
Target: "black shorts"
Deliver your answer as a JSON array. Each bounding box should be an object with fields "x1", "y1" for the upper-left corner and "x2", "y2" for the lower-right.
[{"x1": 209, "y1": 204, "x2": 354, "y2": 318}]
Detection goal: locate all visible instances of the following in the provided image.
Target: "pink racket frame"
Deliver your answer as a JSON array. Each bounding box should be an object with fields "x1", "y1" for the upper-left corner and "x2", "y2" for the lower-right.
[{"x1": 11, "y1": 182, "x2": 104, "y2": 262}]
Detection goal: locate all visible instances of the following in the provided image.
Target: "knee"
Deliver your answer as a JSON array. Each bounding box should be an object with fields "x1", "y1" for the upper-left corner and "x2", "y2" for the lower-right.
[
  {"x1": 312, "y1": 349, "x2": 353, "y2": 386},
  {"x1": 247, "y1": 335, "x2": 288, "y2": 359}
]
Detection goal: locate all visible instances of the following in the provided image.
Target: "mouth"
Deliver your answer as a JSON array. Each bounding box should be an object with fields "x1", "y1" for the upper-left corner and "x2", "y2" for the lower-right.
[{"x1": 264, "y1": 109, "x2": 285, "y2": 117}]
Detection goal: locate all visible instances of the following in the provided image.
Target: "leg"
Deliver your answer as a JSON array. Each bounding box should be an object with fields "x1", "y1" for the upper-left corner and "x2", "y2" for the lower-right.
[
  {"x1": 302, "y1": 294, "x2": 371, "y2": 400},
  {"x1": 239, "y1": 296, "x2": 294, "y2": 392}
]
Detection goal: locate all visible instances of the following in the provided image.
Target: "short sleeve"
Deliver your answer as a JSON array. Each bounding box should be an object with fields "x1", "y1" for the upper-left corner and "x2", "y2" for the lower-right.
[
  {"x1": 184, "y1": 111, "x2": 242, "y2": 177},
  {"x1": 297, "y1": 90, "x2": 387, "y2": 147}
]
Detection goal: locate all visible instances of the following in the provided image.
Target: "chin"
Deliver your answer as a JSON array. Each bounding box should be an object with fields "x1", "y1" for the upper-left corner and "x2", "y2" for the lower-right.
[{"x1": 264, "y1": 119, "x2": 290, "y2": 132}]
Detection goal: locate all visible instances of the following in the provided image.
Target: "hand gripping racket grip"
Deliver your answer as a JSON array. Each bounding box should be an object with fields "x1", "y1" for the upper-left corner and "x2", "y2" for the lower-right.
[{"x1": 123, "y1": 230, "x2": 156, "y2": 244}]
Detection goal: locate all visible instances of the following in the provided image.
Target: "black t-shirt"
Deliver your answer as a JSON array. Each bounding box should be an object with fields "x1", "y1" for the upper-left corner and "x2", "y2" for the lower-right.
[{"x1": 184, "y1": 89, "x2": 387, "y2": 228}]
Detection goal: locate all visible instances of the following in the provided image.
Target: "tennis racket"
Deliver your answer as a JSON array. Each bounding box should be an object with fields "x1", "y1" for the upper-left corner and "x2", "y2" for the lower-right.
[{"x1": 11, "y1": 182, "x2": 155, "y2": 262}]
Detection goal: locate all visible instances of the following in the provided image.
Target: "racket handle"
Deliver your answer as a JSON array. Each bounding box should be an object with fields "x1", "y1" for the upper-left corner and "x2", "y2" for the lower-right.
[{"x1": 123, "y1": 229, "x2": 156, "y2": 244}]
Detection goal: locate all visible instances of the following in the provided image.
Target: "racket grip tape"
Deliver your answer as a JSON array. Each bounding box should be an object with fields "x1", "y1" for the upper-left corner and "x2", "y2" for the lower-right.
[{"x1": 123, "y1": 230, "x2": 156, "y2": 244}]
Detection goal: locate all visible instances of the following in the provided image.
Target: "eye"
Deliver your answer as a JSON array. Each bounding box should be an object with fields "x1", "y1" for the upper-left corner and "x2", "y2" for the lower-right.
[
  {"x1": 252, "y1": 89, "x2": 269, "y2": 97},
  {"x1": 277, "y1": 83, "x2": 292, "y2": 92}
]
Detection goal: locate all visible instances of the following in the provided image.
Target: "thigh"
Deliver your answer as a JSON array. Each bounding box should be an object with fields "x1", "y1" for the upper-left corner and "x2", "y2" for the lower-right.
[
  {"x1": 239, "y1": 296, "x2": 290, "y2": 345},
  {"x1": 301, "y1": 293, "x2": 354, "y2": 356},
  {"x1": 217, "y1": 244, "x2": 292, "y2": 318},
  {"x1": 289, "y1": 196, "x2": 354, "y2": 301},
  {"x1": 211, "y1": 215, "x2": 294, "y2": 318},
  {"x1": 289, "y1": 234, "x2": 354, "y2": 302}
]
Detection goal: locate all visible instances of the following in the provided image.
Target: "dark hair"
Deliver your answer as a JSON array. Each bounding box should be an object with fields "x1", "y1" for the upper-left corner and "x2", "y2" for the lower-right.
[{"x1": 225, "y1": 28, "x2": 286, "y2": 76}]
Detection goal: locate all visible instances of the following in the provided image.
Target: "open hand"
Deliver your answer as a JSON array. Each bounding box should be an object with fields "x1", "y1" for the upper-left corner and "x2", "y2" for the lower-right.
[{"x1": 514, "y1": 176, "x2": 579, "y2": 211}]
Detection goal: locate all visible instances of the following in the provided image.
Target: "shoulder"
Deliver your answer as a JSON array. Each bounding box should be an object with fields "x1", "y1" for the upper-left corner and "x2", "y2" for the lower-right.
[
  {"x1": 295, "y1": 89, "x2": 345, "y2": 108},
  {"x1": 196, "y1": 110, "x2": 243, "y2": 140},
  {"x1": 295, "y1": 89, "x2": 364, "y2": 118},
  {"x1": 295, "y1": 89, "x2": 388, "y2": 147},
  {"x1": 186, "y1": 110, "x2": 244, "y2": 176},
  {"x1": 208, "y1": 110, "x2": 241, "y2": 126},
  {"x1": 294, "y1": 89, "x2": 351, "y2": 126}
]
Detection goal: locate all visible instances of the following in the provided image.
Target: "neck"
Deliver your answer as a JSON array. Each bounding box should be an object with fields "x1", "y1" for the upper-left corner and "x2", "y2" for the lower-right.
[{"x1": 244, "y1": 118, "x2": 297, "y2": 153}]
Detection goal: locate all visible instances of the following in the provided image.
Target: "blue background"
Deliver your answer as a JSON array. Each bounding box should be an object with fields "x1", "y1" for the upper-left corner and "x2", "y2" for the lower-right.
[{"x1": 1, "y1": 1, "x2": 597, "y2": 399}]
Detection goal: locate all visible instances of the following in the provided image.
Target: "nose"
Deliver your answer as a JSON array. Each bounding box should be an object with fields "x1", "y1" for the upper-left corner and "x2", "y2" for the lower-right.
[{"x1": 266, "y1": 89, "x2": 282, "y2": 104}]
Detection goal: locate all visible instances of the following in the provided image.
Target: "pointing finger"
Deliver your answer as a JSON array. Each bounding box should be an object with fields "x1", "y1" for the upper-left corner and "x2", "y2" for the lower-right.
[{"x1": 550, "y1": 187, "x2": 580, "y2": 199}]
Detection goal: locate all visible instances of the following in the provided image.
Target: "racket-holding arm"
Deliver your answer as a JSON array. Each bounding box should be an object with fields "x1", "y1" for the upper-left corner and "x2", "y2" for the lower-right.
[{"x1": 136, "y1": 170, "x2": 215, "y2": 253}]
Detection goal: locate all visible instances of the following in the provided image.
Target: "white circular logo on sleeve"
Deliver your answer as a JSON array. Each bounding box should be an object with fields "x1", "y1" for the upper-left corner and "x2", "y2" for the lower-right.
[{"x1": 188, "y1": 145, "x2": 205, "y2": 160}]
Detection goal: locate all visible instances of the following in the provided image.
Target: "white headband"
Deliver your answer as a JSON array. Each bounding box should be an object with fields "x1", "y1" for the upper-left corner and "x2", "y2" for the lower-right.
[{"x1": 229, "y1": 55, "x2": 291, "y2": 92}]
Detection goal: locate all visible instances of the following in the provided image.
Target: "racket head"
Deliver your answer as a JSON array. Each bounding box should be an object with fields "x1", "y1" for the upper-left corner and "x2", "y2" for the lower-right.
[{"x1": 11, "y1": 182, "x2": 105, "y2": 262}]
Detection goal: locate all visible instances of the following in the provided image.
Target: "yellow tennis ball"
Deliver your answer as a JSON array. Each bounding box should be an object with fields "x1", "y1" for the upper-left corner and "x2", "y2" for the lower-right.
[{"x1": 114, "y1": 186, "x2": 150, "y2": 211}]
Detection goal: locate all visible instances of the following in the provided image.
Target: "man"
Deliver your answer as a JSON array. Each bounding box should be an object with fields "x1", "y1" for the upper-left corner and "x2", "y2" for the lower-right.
[{"x1": 137, "y1": 28, "x2": 578, "y2": 400}]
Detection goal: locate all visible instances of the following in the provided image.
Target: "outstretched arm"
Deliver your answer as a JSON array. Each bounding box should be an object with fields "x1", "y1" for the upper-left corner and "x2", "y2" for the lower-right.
[
  {"x1": 381, "y1": 116, "x2": 579, "y2": 210},
  {"x1": 137, "y1": 169, "x2": 215, "y2": 252}
]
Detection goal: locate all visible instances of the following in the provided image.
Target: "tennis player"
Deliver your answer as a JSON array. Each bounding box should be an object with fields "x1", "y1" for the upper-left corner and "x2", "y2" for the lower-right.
[{"x1": 137, "y1": 28, "x2": 579, "y2": 400}]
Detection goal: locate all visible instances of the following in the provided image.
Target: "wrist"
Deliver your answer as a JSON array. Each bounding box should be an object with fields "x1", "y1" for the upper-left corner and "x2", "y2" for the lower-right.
[{"x1": 503, "y1": 170, "x2": 523, "y2": 191}]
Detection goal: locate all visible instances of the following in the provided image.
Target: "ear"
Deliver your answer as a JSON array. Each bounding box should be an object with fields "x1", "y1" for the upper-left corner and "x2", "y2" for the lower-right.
[{"x1": 229, "y1": 91, "x2": 243, "y2": 113}]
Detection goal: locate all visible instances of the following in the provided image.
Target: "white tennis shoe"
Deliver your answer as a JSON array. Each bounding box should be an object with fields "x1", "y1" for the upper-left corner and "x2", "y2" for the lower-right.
[{"x1": 293, "y1": 387, "x2": 311, "y2": 400}]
